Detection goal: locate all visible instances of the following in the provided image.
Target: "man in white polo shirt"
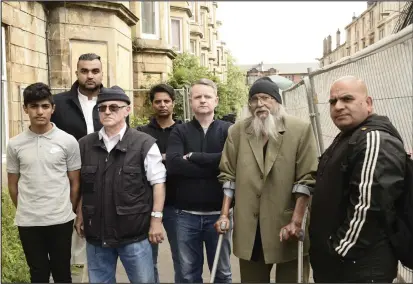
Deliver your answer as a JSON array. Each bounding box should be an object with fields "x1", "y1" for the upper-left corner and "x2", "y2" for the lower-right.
[{"x1": 7, "y1": 82, "x2": 81, "y2": 283}]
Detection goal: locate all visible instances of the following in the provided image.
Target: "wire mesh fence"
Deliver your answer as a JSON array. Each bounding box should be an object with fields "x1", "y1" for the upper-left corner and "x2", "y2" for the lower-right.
[{"x1": 283, "y1": 24, "x2": 413, "y2": 282}]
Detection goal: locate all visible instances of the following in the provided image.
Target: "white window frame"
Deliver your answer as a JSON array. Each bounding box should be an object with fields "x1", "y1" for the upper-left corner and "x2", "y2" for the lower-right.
[
  {"x1": 141, "y1": 1, "x2": 160, "y2": 40},
  {"x1": 190, "y1": 40, "x2": 196, "y2": 55},
  {"x1": 2, "y1": 25, "x2": 9, "y2": 162},
  {"x1": 201, "y1": 53, "x2": 206, "y2": 67},
  {"x1": 164, "y1": 2, "x2": 169, "y2": 44},
  {"x1": 171, "y1": 17, "x2": 183, "y2": 53}
]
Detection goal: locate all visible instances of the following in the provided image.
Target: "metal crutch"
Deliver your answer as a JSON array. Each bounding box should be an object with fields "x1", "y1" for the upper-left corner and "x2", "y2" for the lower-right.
[
  {"x1": 210, "y1": 222, "x2": 227, "y2": 283},
  {"x1": 298, "y1": 207, "x2": 309, "y2": 283}
]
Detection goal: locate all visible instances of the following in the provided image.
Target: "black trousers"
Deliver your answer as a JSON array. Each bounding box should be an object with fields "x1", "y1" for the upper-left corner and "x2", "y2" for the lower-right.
[
  {"x1": 311, "y1": 241, "x2": 398, "y2": 283},
  {"x1": 18, "y1": 220, "x2": 74, "y2": 283}
]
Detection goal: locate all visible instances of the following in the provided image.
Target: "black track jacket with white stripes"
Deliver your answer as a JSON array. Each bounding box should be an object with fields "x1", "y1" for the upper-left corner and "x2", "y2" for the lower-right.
[{"x1": 309, "y1": 114, "x2": 406, "y2": 263}]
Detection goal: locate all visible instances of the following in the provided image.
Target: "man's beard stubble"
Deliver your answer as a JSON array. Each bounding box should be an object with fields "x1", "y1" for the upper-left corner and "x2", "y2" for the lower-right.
[{"x1": 80, "y1": 81, "x2": 100, "y2": 93}]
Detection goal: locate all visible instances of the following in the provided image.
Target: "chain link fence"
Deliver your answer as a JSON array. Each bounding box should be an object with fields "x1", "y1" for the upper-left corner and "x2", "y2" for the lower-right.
[{"x1": 283, "y1": 24, "x2": 413, "y2": 282}]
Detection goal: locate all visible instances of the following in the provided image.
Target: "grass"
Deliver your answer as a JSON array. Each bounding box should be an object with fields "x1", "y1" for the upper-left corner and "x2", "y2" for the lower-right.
[{"x1": 1, "y1": 188, "x2": 30, "y2": 282}]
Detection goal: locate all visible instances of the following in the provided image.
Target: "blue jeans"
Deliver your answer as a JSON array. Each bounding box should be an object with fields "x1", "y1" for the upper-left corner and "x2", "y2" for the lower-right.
[
  {"x1": 151, "y1": 205, "x2": 182, "y2": 283},
  {"x1": 86, "y1": 239, "x2": 154, "y2": 283},
  {"x1": 176, "y1": 210, "x2": 232, "y2": 283}
]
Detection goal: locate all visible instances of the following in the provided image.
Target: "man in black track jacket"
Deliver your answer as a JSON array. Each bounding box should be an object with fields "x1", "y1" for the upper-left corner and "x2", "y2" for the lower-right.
[
  {"x1": 309, "y1": 76, "x2": 406, "y2": 283},
  {"x1": 166, "y1": 79, "x2": 232, "y2": 283}
]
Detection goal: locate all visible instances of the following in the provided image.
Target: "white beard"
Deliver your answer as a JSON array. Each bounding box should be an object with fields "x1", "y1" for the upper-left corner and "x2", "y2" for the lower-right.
[{"x1": 242, "y1": 105, "x2": 286, "y2": 140}]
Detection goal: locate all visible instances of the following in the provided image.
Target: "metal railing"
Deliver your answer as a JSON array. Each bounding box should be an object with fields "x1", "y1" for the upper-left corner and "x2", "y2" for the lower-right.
[{"x1": 283, "y1": 24, "x2": 413, "y2": 282}]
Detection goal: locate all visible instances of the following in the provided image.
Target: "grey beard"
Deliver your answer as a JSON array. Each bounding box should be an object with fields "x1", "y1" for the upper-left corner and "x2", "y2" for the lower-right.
[{"x1": 251, "y1": 106, "x2": 286, "y2": 140}]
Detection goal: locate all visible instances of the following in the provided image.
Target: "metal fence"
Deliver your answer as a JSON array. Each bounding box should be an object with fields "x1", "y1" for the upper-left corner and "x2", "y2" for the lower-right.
[
  {"x1": 283, "y1": 24, "x2": 413, "y2": 282},
  {"x1": 18, "y1": 87, "x2": 190, "y2": 132}
]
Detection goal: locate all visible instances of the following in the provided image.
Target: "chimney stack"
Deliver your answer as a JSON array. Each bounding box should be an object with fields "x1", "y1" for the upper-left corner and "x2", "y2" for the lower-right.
[
  {"x1": 352, "y1": 12, "x2": 357, "y2": 21},
  {"x1": 327, "y1": 35, "x2": 332, "y2": 53},
  {"x1": 336, "y1": 29, "x2": 341, "y2": 48},
  {"x1": 323, "y1": 38, "x2": 327, "y2": 55}
]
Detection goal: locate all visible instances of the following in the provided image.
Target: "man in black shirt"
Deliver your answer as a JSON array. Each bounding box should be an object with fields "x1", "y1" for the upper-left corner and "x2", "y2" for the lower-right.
[
  {"x1": 166, "y1": 79, "x2": 232, "y2": 283},
  {"x1": 137, "y1": 84, "x2": 182, "y2": 283}
]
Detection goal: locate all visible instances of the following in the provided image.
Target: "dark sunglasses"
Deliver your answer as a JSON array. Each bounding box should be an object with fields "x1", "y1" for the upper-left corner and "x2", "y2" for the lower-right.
[{"x1": 97, "y1": 104, "x2": 127, "y2": 113}]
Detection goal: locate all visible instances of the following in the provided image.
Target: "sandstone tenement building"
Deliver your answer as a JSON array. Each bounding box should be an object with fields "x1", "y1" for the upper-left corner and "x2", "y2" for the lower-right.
[
  {"x1": 319, "y1": 1, "x2": 409, "y2": 67},
  {"x1": 0, "y1": 1, "x2": 228, "y2": 168}
]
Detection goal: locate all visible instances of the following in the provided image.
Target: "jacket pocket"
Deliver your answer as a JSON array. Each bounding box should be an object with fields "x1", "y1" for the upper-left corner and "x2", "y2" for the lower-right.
[
  {"x1": 115, "y1": 203, "x2": 151, "y2": 240},
  {"x1": 121, "y1": 166, "x2": 141, "y2": 191},
  {"x1": 116, "y1": 204, "x2": 151, "y2": 215},
  {"x1": 116, "y1": 165, "x2": 147, "y2": 207},
  {"x1": 81, "y1": 165, "x2": 98, "y2": 193},
  {"x1": 82, "y1": 205, "x2": 99, "y2": 238}
]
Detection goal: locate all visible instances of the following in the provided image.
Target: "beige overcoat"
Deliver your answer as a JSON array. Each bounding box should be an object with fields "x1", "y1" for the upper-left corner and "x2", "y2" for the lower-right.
[{"x1": 218, "y1": 115, "x2": 318, "y2": 264}]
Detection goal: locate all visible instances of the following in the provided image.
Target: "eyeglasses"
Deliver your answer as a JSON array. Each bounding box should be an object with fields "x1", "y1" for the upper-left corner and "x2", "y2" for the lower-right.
[
  {"x1": 97, "y1": 104, "x2": 127, "y2": 113},
  {"x1": 248, "y1": 96, "x2": 274, "y2": 106}
]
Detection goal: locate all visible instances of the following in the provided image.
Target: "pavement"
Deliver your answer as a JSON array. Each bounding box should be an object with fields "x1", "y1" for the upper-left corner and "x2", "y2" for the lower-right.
[{"x1": 72, "y1": 228, "x2": 314, "y2": 283}]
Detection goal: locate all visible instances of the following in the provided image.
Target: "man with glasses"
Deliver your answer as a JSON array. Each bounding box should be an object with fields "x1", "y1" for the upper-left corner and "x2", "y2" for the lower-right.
[
  {"x1": 75, "y1": 86, "x2": 166, "y2": 283},
  {"x1": 215, "y1": 77, "x2": 318, "y2": 282}
]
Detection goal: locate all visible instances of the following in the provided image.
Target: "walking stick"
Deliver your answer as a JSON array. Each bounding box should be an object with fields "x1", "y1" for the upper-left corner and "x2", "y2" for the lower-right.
[
  {"x1": 210, "y1": 222, "x2": 227, "y2": 283},
  {"x1": 298, "y1": 207, "x2": 309, "y2": 283}
]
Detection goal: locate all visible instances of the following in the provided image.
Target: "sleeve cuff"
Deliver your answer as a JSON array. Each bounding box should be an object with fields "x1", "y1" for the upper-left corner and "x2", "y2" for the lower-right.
[
  {"x1": 292, "y1": 184, "x2": 313, "y2": 196},
  {"x1": 150, "y1": 178, "x2": 166, "y2": 186},
  {"x1": 223, "y1": 181, "x2": 235, "y2": 190},
  {"x1": 67, "y1": 165, "x2": 81, "y2": 172},
  {"x1": 223, "y1": 188, "x2": 234, "y2": 198}
]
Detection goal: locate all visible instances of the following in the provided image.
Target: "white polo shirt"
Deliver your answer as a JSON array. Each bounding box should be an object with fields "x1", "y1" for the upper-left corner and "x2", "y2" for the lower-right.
[{"x1": 6, "y1": 124, "x2": 81, "y2": 226}]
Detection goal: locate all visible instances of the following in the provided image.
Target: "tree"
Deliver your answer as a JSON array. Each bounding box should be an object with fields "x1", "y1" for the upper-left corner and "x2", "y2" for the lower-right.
[
  {"x1": 215, "y1": 53, "x2": 248, "y2": 118},
  {"x1": 167, "y1": 52, "x2": 248, "y2": 120}
]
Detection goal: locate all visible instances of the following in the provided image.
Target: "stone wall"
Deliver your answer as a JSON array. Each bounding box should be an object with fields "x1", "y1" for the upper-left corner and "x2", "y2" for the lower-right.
[
  {"x1": 2, "y1": 1, "x2": 48, "y2": 137},
  {"x1": 46, "y1": 2, "x2": 137, "y2": 96}
]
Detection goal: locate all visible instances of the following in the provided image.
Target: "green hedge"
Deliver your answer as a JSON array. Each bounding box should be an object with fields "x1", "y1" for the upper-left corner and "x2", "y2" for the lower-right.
[{"x1": 1, "y1": 189, "x2": 30, "y2": 283}]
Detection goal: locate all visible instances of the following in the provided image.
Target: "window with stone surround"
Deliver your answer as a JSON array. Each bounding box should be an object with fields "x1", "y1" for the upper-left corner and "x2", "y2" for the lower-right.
[
  {"x1": 201, "y1": 53, "x2": 207, "y2": 67},
  {"x1": 190, "y1": 40, "x2": 196, "y2": 55},
  {"x1": 379, "y1": 27, "x2": 385, "y2": 40},
  {"x1": 1, "y1": 25, "x2": 9, "y2": 161},
  {"x1": 141, "y1": 1, "x2": 159, "y2": 39},
  {"x1": 171, "y1": 18, "x2": 182, "y2": 52}
]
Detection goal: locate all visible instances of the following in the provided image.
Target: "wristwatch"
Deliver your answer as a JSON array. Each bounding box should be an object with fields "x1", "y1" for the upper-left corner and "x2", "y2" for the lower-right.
[{"x1": 151, "y1": 211, "x2": 163, "y2": 218}]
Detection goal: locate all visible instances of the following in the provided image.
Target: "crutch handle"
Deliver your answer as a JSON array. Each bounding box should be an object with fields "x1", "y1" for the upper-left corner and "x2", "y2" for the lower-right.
[
  {"x1": 220, "y1": 221, "x2": 227, "y2": 231},
  {"x1": 298, "y1": 229, "x2": 305, "y2": 242}
]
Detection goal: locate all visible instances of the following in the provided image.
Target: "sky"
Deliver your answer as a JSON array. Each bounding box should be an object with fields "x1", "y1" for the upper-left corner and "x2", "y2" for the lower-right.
[{"x1": 216, "y1": 1, "x2": 368, "y2": 64}]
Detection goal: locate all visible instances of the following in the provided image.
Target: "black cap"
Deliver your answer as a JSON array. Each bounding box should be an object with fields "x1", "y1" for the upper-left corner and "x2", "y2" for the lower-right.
[
  {"x1": 97, "y1": 86, "x2": 131, "y2": 105},
  {"x1": 249, "y1": 77, "x2": 282, "y2": 104}
]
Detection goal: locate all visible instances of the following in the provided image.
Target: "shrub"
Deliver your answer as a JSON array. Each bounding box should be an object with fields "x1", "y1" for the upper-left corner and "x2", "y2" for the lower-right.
[
  {"x1": 1, "y1": 189, "x2": 30, "y2": 283},
  {"x1": 129, "y1": 115, "x2": 150, "y2": 128}
]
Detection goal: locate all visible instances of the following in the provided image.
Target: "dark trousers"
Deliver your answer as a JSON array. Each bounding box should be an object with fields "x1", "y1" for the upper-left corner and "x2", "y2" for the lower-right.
[
  {"x1": 311, "y1": 241, "x2": 398, "y2": 283},
  {"x1": 240, "y1": 223, "x2": 310, "y2": 283},
  {"x1": 18, "y1": 220, "x2": 74, "y2": 283}
]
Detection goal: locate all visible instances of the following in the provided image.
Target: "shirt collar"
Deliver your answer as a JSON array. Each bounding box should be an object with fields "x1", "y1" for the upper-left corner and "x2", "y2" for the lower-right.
[
  {"x1": 98, "y1": 124, "x2": 127, "y2": 141},
  {"x1": 27, "y1": 123, "x2": 57, "y2": 139},
  {"x1": 78, "y1": 88, "x2": 97, "y2": 102}
]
